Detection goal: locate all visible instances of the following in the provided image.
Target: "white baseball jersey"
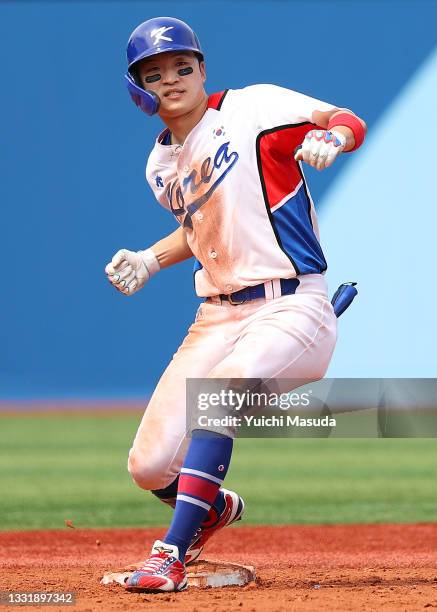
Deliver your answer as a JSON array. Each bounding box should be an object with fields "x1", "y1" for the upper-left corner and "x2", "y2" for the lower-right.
[{"x1": 146, "y1": 84, "x2": 336, "y2": 298}]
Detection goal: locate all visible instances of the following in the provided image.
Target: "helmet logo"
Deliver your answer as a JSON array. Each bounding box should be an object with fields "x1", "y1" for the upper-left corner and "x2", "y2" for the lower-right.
[{"x1": 150, "y1": 26, "x2": 174, "y2": 45}]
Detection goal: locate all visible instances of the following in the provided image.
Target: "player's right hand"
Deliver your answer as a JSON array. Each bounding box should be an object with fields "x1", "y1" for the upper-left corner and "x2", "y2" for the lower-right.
[{"x1": 104, "y1": 248, "x2": 160, "y2": 296}]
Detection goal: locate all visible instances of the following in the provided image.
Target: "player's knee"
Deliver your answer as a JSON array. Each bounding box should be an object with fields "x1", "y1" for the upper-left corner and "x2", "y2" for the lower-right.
[
  {"x1": 127, "y1": 449, "x2": 174, "y2": 491},
  {"x1": 208, "y1": 363, "x2": 249, "y2": 379}
]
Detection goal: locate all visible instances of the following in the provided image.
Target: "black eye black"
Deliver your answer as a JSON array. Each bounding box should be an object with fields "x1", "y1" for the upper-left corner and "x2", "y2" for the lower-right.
[
  {"x1": 145, "y1": 74, "x2": 161, "y2": 83},
  {"x1": 178, "y1": 67, "x2": 193, "y2": 76}
]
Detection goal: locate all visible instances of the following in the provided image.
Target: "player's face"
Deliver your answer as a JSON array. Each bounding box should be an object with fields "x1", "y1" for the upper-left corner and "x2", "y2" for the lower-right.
[{"x1": 136, "y1": 51, "x2": 206, "y2": 118}]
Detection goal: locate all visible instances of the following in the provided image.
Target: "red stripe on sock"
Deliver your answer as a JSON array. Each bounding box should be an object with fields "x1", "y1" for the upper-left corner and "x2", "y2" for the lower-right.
[{"x1": 178, "y1": 474, "x2": 219, "y2": 504}]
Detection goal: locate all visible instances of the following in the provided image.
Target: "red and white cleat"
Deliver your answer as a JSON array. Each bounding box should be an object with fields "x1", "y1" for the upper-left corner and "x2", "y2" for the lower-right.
[
  {"x1": 125, "y1": 540, "x2": 187, "y2": 593},
  {"x1": 185, "y1": 488, "x2": 245, "y2": 565}
]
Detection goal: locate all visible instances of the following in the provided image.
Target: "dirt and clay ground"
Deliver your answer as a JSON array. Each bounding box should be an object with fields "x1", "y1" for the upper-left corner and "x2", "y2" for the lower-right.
[{"x1": 1, "y1": 524, "x2": 437, "y2": 611}]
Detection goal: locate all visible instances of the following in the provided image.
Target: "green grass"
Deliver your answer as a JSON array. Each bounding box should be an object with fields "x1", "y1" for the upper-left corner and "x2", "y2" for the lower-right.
[{"x1": 1, "y1": 414, "x2": 436, "y2": 530}]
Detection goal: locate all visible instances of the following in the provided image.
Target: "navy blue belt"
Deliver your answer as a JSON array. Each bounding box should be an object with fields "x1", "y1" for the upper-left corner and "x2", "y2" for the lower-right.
[
  {"x1": 216, "y1": 278, "x2": 300, "y2": 305},
  {"x1": 208, "y1": 279, "x2": 358, "y2": 317}
]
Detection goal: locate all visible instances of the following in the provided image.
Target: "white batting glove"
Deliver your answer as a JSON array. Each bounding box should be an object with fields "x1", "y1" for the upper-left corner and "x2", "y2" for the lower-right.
[
  {"x1": 104, "y1": 248, "x2": 160, "y2": 296},
  {"x1": 294, "y1": 129, "x2": 346, "y2": 170}
]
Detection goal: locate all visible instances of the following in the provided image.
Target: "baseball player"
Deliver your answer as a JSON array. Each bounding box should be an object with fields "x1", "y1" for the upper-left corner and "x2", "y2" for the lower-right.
[{"x1": 105, "y1": 16, "x2": 366, "y2": 593}]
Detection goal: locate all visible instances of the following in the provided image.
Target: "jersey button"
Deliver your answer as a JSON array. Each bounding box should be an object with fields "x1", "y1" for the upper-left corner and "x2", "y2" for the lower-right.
[
  {"x1": 183, "y1": 165, "x2": 190, "y2": 173},
  {"x1": 225, "y1": 284, "x2": 233, "y2": 292},
  {"x1": 196, "y1": 212, "x2": 204, "y2": 221},
  {"x1": 209, "y1": 250, "x2": 217, "y2": 259}
]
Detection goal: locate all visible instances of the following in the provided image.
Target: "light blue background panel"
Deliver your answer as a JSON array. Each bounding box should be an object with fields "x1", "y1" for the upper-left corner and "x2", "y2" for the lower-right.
[{"x1": 323, "y1": 49, "x2": 437, "y2": 377}]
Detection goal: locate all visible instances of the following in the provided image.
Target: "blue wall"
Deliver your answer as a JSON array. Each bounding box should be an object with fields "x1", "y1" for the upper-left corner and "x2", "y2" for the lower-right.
[{"x1": 1, "y1": 2, "x2": 436, "y2": 398}]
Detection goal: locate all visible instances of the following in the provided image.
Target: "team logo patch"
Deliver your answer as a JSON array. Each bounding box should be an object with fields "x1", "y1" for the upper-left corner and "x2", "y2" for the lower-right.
[
  {"x1": 155, "y1": 175, "x2": 164, "y2": 188},
  {"x1": 150, "y1": 26, "x2": 174, "y2": 45},
  {"x1": 213, "y1": 126, "x2": 225, "y2": 139}
]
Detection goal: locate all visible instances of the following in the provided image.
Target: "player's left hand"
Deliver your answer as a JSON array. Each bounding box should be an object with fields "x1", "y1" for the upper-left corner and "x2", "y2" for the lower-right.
[{"x1": 294, "y1": 129, "x2": 346, "y2": 170}]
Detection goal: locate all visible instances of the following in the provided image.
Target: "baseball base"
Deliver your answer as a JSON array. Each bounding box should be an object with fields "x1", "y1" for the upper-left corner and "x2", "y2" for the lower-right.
[{"x1": 101, "y1": 559, "x2": 256, "y2": 589}]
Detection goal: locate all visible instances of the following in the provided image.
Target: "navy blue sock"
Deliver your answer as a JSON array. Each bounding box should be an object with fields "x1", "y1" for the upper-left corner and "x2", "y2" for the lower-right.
[
  {"x1": 151, "y1": 475, "x2": 179, "y2": 508},
  {"x1": 163, "y1": 430, "x2": 233, "y2": 562}
]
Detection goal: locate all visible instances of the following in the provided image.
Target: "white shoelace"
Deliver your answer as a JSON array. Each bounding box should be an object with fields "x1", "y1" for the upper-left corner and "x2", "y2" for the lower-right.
[{"x1": 139, "y1": 554, "x2": 174, "y2": 575}]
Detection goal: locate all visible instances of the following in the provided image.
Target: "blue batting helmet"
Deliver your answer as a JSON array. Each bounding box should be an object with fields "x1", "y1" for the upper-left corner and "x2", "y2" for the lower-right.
[
  {"x1": 125, "y1": 17, "x2": 203, "y2": 116},
  {"x1": 127, "y1": 17, "x2": 203, "y2": 70}
]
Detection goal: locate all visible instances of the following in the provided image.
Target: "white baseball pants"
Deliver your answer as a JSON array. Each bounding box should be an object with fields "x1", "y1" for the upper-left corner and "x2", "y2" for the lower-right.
[{"x1": 128, "y1": 274, "x2": 337, "y2": 490}]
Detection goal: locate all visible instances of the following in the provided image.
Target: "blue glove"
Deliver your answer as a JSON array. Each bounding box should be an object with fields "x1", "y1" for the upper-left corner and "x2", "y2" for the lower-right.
[{"x1": 331, "y1": 282, "x2": 358, "y2": 318}]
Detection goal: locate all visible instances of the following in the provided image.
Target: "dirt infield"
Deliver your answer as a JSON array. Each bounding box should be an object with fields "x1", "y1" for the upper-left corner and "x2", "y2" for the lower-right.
[{"x1": 1, "y1": 524, "x2": 437, "y2": 611}]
